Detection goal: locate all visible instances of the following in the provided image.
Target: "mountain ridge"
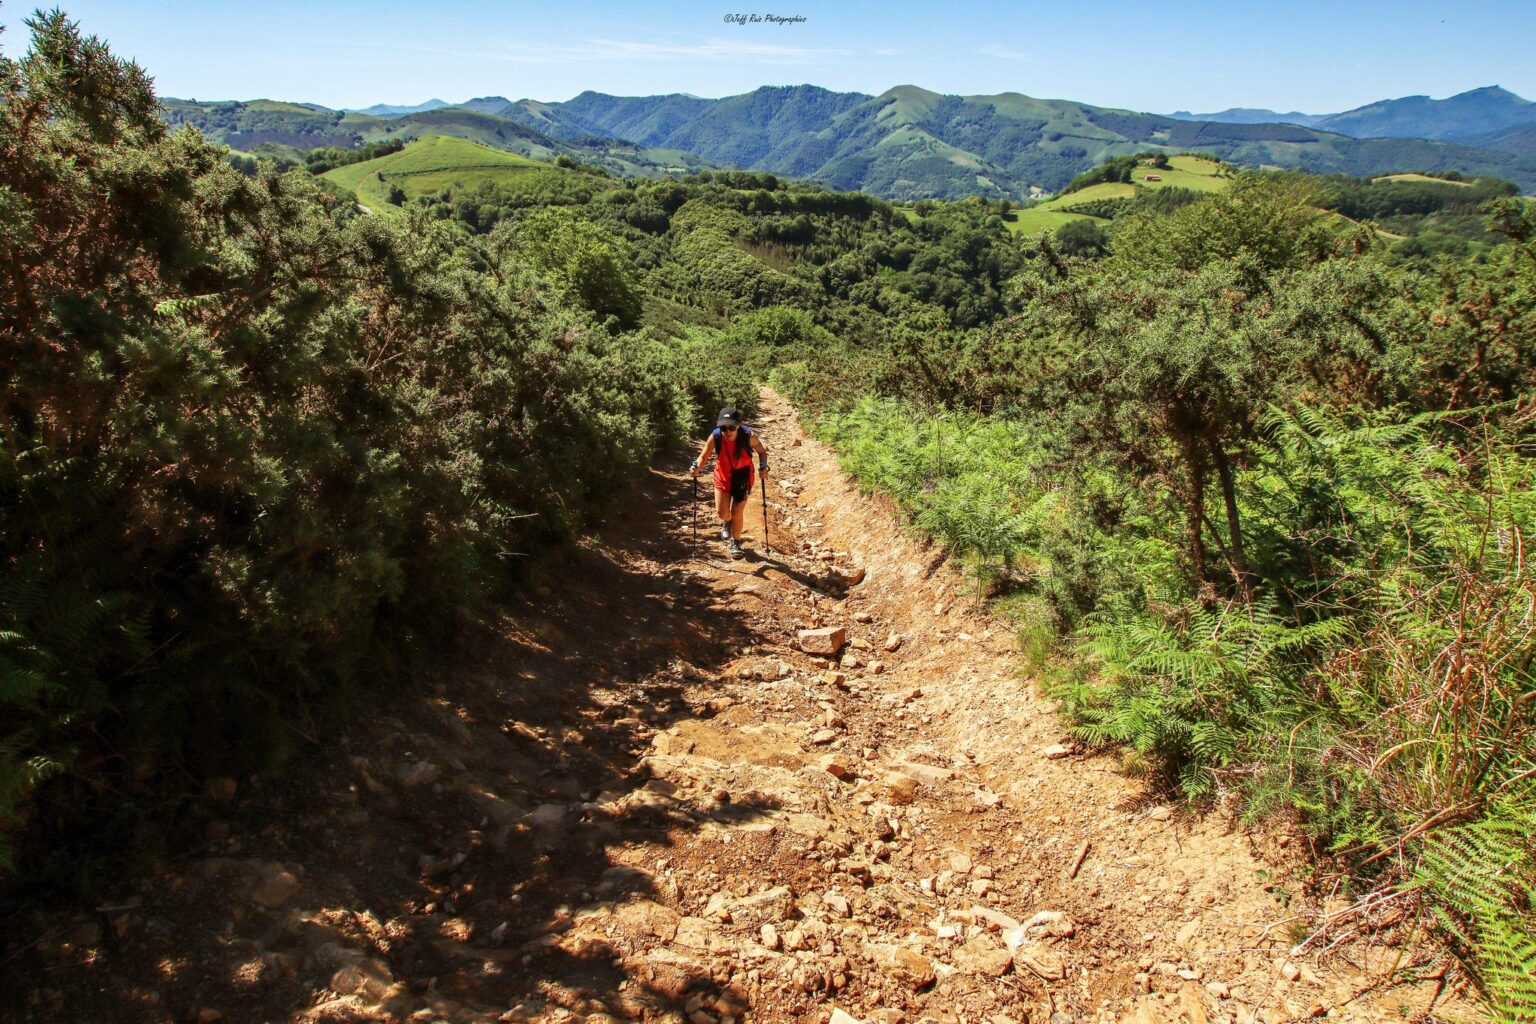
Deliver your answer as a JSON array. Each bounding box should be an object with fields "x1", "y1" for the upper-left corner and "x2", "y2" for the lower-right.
[
  {"x1": 1168, "y1": 86, "x2": 1536, "y2": 152},
  {"x1": 162, "y1": 83, "x2": 1536, "y2": 198}
]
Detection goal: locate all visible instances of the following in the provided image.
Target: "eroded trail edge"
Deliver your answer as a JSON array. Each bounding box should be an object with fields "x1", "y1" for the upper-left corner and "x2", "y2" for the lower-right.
[{"x1": 7, "y1": 389, "x2": 1456, "y2": 1024}]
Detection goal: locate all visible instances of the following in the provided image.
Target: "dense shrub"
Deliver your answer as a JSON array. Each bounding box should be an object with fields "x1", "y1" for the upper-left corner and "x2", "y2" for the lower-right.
[{"x1": 0, "y1": 13, "x2": 717, "y2": 878}]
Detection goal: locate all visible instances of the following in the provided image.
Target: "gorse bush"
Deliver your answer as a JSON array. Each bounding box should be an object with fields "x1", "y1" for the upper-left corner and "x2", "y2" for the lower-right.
[{"x1": 0, "y1": 13, "x2": 730, "y2": 878}]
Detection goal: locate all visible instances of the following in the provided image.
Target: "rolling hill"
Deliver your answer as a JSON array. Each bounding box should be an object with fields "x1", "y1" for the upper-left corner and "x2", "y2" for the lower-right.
[
  {"x1": 321, "y1": 135, "x2": 591, "y2": 211},
  {"x1": 539, "y1": 85, "x2": 1536, "y2": 197},
  {"x1": 164, "y1": 85, "x2": 1536, "y2": 200},
  {"x1": 161, "y1": 99, "x2": 722, "y2": 180}
]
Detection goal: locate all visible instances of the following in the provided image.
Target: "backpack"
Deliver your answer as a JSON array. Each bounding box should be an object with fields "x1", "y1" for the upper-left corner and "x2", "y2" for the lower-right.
[{"x1": 711, "y1": 425, "x2": 752, "y2": 466}]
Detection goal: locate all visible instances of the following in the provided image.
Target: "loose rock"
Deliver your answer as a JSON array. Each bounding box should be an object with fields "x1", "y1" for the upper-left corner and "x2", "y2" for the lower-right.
[
  {"x1": 880, "y1": 772, "x2": 918, "y2": 805},
  {"x1": 1013, "y1": 942, "x2": 1065, "y2": 981},
  {"x1": 819, "y1": 754, "x2": 852, "y2": 779},
  {"x1": 833, "y1": 566, "x2": 867, "y2": 587},
  {"x1": 702, "y1": 887, "x2": 796, "y2": 931},
  {"x1": 249, "y1": 864, "x2": 302, "y2": 909},
  {"x1": 952, "y1": 935, "x2": 1012, "y2": 977},
  {"x1": 866, "y1": 943, "x2": 935, "y2": 989},
  {"x1": 798, "y1": 627, "x2": 847, "y2": 656},
  {"x1": 328, "y1": 957, "x2": 393, "y2": 1002}
]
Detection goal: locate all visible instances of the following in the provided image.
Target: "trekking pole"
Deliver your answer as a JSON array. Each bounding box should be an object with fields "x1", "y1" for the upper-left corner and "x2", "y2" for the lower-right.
[
  {"x1": 691, "y1": 474, "x2": 698, "y2": 554},
  {"x1": 759, "y1": 473, "x2": 770, "y2": 553}
]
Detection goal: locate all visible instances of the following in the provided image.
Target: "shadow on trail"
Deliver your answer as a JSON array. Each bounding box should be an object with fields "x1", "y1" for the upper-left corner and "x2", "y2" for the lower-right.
[
  {"x1": 742, "y1": 549, "x2": 847, "y2": 596},
  {"x1": 1, "y1": 451, "x2": 800, "y2": 1024}
]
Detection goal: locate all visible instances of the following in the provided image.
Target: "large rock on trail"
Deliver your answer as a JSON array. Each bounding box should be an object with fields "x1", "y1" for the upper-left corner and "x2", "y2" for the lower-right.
[
  {"x1": 628, "y1": 947, "x2": 711, "y2": 1001},
  {"x1": 797, "y1": 627, "x2": 847, "y2": 656},
  {"x1": 703, "y1": 886, "x2": 797, "y2": 930}
]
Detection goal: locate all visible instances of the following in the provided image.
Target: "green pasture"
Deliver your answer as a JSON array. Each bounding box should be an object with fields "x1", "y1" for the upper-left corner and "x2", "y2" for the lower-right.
[
  {"x1": 1372, "y1": 172, "x2": 1474, "y2": 187},
  {"x1": 1005, "y1": 207, "x2": 1108, "y2": 235},
  {"x1": 1132, "y1": 155, "x2": 1227, "y2": 192},
  {"x1": 323, "y1": 135, "x2": 546, "y2": 211}
]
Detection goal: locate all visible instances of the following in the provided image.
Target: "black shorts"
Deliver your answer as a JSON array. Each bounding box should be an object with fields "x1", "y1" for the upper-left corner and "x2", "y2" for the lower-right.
[{"x1": 728, "y1": 466, "x2": 752, "y2": 503}]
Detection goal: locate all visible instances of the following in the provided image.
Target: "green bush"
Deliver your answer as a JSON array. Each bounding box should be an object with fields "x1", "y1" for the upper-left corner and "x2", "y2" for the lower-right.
[{"x1": 0, "y1": 13, "x2": 702, "y2": 879}]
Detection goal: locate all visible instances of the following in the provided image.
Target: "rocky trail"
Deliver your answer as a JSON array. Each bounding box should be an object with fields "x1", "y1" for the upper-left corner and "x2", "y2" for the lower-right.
[{"x1": 2, "y1": 390, "x2": 1461, "y2": 1024}]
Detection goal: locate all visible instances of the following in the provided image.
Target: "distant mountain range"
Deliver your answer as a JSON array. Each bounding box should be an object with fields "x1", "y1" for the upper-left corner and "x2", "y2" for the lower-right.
[
  {"x1": 1169, "y1": 86, "x2": 1536, "y2": 154},
  {"x1": 344, "y1": 99, "x2": 449, "y2": 117},
  {"x1": 1169, "y1": 107, "x2": 1326, "y2": 127},
  {"x1": 163, "y1": 83, "x2": 1536, "y2": 199}
]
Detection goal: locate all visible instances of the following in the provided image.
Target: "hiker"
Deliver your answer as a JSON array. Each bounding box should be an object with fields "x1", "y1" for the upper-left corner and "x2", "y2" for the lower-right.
[{"x1": 690, "y1": 406, "x2": 768, "y2": 559}]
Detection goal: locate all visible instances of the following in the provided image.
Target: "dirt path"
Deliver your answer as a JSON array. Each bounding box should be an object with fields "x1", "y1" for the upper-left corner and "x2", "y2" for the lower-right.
[{"x1": 3, "y1": 389, "x2": 1460, "y2": 1024}]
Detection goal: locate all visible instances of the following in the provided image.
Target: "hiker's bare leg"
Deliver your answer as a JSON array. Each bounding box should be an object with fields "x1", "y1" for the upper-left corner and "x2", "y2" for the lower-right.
[
  {"x1": 715, "y1": 489, "x2": 732, "y2": 527},
  {"x1": 729, "y1": 500, "x2": 747, "y2": 540}
]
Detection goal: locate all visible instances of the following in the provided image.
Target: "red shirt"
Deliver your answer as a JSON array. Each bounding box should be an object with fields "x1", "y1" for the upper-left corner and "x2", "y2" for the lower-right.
[{"x1": 713, "y1": 427, "x2": 754, "y2": 491}]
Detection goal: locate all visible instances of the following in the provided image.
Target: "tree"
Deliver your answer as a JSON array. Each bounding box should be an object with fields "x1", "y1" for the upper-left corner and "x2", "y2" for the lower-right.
[
  {"x1": 499, "y1": 209, "x2": 644, "y2": 330},
  {"x1": 1054, "y1": 218, "x2": 1106, "y2": 258},
  {"x1": 1004, "y1": 177, "x2": 1397, "y2": 601}
]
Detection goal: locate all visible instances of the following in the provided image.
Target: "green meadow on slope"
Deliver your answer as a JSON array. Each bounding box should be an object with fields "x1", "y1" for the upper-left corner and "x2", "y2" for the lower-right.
[
  {"x1": 1006, "y1": 154, "x2": 1228, "y2": 235},
  {"x1": 322, "y1": 135, "x2": 549, "y2": 208}
]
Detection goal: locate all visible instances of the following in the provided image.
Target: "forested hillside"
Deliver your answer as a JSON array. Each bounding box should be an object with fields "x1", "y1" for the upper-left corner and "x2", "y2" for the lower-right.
[
  {"x1": 551, "y1": 85, "x2": 1536, "y2": 196},
  {"x1": 5, "y1": 9, "x2": 1536, "y2": 1021},
  {"x1": 165, "y1": 84, "x2": 1536, "y2": 200}
]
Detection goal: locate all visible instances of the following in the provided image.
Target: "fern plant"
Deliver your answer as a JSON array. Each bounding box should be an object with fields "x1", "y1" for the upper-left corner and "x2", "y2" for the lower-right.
[{"x1": 1416, "y1": 803, "x2": 1536, "y2": 1022}]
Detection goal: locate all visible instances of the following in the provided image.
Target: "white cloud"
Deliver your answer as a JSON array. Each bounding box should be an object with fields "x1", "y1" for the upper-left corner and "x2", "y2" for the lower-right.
[
  {"x1": 325, "y1": 36, "x2": 851, "y2": 67},
  {"x1": 980, "y1": 45, "x2": 1032, "y2": 62}
]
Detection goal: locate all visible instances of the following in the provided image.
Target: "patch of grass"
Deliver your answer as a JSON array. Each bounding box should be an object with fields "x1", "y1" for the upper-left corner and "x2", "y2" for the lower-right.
[
  {"x1": 1005, "y1": 207, "x2": 1105, "y2": 235},
  {"x1": 1133, "y1": 158, "x2": 1227, "y2": 193},
  {"x1": 322, "y1": 135, "x2": 549, "y2": 211},
  {"x1": 1373, "y1": 172, "x2": 1474, "y2": 187},
  {"x1": 1046, "y1": 181, "x2": 1137, "y2": 208}
]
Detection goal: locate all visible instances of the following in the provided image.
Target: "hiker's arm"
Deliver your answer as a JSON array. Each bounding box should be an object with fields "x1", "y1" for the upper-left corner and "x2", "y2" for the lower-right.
[
  {"x1": 751, "y1": 432, "x2": 769, "y2": 472},
  {"x1": 690, "y1": 436, "x2": 715, "y2": 476}
]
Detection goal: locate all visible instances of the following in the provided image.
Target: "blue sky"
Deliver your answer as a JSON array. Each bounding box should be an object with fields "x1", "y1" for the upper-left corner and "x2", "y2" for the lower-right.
[{"x1": 2, "y1": 0, "x2": 1532, "y2": 113}]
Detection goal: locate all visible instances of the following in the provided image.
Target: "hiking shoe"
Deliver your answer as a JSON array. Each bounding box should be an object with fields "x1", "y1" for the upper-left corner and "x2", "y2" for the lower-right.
[
  {"x1": 728, "y1": 539, "x2": 745, "y2": 559},
  {"x1": 719, "y1": 524, "x2": 731, "y2": 541}
]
